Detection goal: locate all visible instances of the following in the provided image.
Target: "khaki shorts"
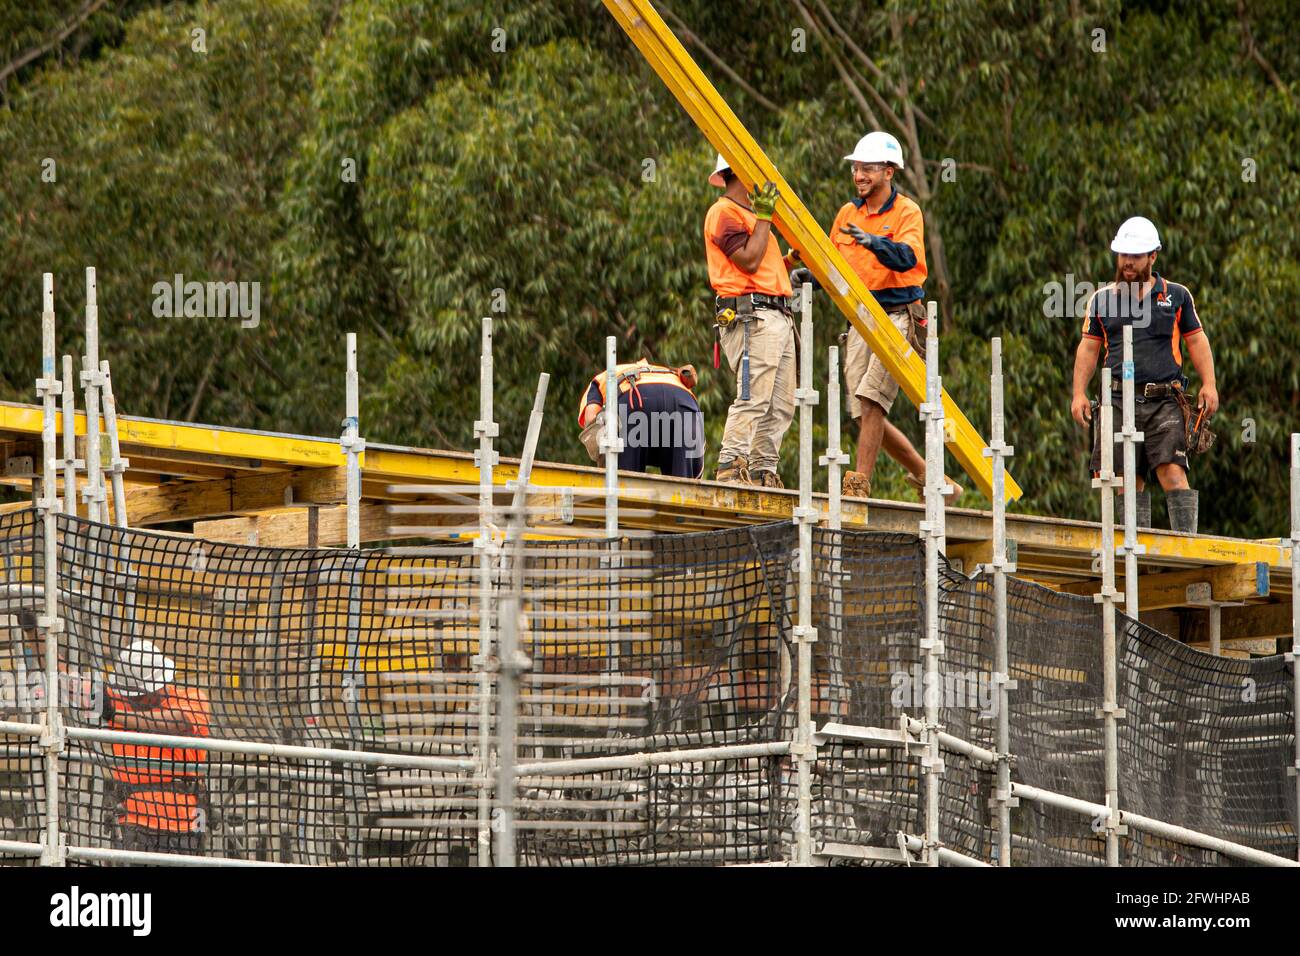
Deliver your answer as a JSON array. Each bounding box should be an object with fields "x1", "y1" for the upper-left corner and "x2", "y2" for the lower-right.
[{"x1": 843, "y1": 300, "x2": 926, "y2": 418}]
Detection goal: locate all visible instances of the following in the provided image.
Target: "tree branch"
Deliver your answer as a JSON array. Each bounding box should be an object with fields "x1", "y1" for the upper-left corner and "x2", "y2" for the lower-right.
[
  {"x1": 0, "y1": 0, "x2": 110, "y2": 88},
  {"x1": 1236, "y1": 0, "x2": 1294, "y2": 107},
  {"x1": 812, "y1": 0, "x2": 945, "y2": 140},
  {"x1": 791, "y1": 0, "x2": 884, "y2": 130},
  {"x1": 659, "y1": 2, "x2": 780, "y2": 113}
]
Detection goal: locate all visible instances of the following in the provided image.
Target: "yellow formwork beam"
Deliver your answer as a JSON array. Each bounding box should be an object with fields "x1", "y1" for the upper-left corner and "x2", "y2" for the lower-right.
[{"x1": 601, "y1": 0, "x2": 1021, "y2": 503}]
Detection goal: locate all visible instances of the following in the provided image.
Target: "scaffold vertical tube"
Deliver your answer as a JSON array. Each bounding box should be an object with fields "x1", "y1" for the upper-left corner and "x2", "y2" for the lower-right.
[
  {"x1": 921, "y1": 300, "x2": 945, "y2": 865},
  {"x1": 1291, "y1": 433, "x2": 1300, "y2": 861},
  {"x1": 60, "y1": 355, "x2": 77, "y2": 516},
  {"x1": 38, "y1": 273, "x2": 64, "y2": 866},
  {"x1": 794, "y1": 283, "x2": 817, "y2": 865},
  {"x1": 344, "y1": 333, "x2": 361, "y2": 550},
  {"x1": 604, "y1": 336, "x2": 620, "y2": 672},
  {"x1": 81, "y1": 268, "x2": 104, "y2": 524},
  {"x1": 1098, "y1": 367, "x2": 1122, "y2": 866},
  {"x1": 1120, "y1": 326, "x2": 1141, "y2": 621},
  {"x1": 989, "y1": 337, "x2": 1015, "y2": 866},
  {"x1": 820, "y1": 344, "x2": 848, "y2": 720},
  {"x1": 475, "y1": 317, "x2": 497, "y2": 868}
]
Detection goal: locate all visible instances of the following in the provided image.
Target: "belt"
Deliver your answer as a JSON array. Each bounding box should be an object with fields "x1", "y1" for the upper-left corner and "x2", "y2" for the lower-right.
[
  {"x1": 1141, "y1": 382, "x2": 1181, "y2": 398},
  {"x1": 715, "y1": 292, "x2": 790, "y2": 315}
]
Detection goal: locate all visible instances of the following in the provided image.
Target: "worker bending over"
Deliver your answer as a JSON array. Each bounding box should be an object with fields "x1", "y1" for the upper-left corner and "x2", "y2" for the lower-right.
[{"x1": 578, "y1": 359, "x2": 704, "y2": 478}]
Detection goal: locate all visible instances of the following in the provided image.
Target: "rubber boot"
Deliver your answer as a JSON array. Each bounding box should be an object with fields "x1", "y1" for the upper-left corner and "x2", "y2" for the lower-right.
[
  {"x1": 1167, "y1": 489, "x2": 1198, "y2": 534},
  {"x1": 1135, "y1": 489, "x2": 1151, "y2": 529}
]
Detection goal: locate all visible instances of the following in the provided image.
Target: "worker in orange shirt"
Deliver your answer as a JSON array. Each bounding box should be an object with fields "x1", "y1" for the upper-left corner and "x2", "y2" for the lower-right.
[
  {"x1": 795, "y1": 132, "x2": 962, "y2": 502},
  {"x1": 101, "y1": 639, "x2": 211, "y2": 859},
  {"x1": 704, "y1": 154, "x2": 796, "y2": 488}
]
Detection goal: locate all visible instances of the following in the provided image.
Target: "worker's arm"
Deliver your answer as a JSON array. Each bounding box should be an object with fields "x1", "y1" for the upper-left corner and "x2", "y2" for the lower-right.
[
  {"x1": 112, "y1": 698, "x2": 196, "y2": 737},
  {"x1": 842, "y1": 204, "x2": 922, "y2": 271},
  {"x1": 581, "y1": 402, "x2": 603, "y2": 428},
  {"x1": 1184, "y1": 332, "x2": 1218, "y2": 415},
  {"x1": 1071, "y1": 336, "x2": 1102, "y2": 426},
  {"x1": 726, "y1": 219, "x2": 773, "y2": 273}
]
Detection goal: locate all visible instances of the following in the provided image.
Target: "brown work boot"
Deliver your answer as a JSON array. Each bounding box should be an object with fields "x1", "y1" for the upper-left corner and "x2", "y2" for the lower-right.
[
  {"x1": 905, "y1": 472, "x2": 964, "y2": 505},
  {"x1": 715, "y1": 456, "x2": 752, "y2": 484},
  {"x1": 753, "y1": 470, "x2": 784, "y2": 489},
  {"x1": 842, "y1": 470, "x2": 872, "y2": 499}
]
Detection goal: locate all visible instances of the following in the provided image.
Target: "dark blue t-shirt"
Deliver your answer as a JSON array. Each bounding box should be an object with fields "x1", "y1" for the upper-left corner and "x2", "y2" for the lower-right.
[{"x1": 1081, "y1": 273, "x2": 1202, "y2": 391}]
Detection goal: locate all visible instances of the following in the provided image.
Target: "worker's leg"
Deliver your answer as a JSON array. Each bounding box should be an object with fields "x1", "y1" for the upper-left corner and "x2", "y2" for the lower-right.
[
  {"x1": 616, "y1": 394, "x2": 650, "y2": 473},
  {"x1": 717, "y1": 310, "x2": 783, "y2": 471},
  {"x1": 671, "y1": 395, "x2": 706, "y2": 479},
  {"x1": 748, "y1": 311, "x2": 796, "y2": 477},
  {"x1": 882, "y1": 420, "x2": 926, "y2": 479},
  {"x1": 856, "y1": 401, "x2": 887, "y2": 479},
  {"x1": 1141, "y1": 397, "x2": 1196, "y2": 531}
]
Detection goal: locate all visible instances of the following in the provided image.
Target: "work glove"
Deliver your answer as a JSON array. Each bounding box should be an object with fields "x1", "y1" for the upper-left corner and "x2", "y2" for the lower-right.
[
  {"x1": 789, "y1": 267, "x2": 819, "y2": 291},
  {"x1": 841, "y1": 223, "x2": 879, "y2": 250},
  {"x1": 674, "y1": 365, "x2": 698, "y2": 391},
  {"x1": 749, "y1": 181, "x2": 779, "y2": 221}
]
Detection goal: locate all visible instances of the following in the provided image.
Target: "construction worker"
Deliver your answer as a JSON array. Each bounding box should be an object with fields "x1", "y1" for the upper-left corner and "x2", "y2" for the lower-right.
[
  {"x1": 795, "y1": 132, "x2": 962, "y2": 502},
  {"x1": 1071, "y1": 216, "x2": 1218, "y2": 532},
  {"x1": 578, "y1": 359, "x2": 704, "y2": 478},
  {"x1": 102, "y1": 639, "x2": 211, "y2": 858},
  {"x1": 704, "y1": 154, "x2": 795, "y2": 488}
]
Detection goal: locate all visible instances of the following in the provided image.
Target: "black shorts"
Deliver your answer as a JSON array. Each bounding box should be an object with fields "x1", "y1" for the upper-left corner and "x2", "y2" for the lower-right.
[
  {"x1": 1090, "y1": 395, "x2": 1187, "y2": 478},
  {"x1": 615, "y1": 383, "x2": 704, "y2": 479},
  {"x1": 115, "y1": 824, "x2": 206, "y2": 861}
]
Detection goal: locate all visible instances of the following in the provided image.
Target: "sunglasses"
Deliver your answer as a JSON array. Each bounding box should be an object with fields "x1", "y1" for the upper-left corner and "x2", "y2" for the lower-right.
[{"x1": 851, "y1": 162, "x2": 890, "y2": 173}]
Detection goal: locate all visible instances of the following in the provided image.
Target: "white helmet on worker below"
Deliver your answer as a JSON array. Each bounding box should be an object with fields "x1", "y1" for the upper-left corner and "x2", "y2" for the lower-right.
[
  {"x1": 708, "y1": 153, "x2": 730, "y2": 187},
  {"x1": 1111, "y1": 216, "x2": 1161, "y2": 254},
  {"x1": 844, "y1": 131, "x2": 905, "y2": 169}
]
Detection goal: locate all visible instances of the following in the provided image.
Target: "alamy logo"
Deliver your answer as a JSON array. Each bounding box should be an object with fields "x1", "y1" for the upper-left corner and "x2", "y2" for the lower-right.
[
  {"x1": 619, "y1": 405, "x2": 705, "y2": 458},
  {"x1": 890, "y1": 665, "x2": 998, "y2": 717},
  {"x1": 49, "y1": 886, "x2": 152, "y2": 936},
  {"x1": 151, "y1": 274, "x2": 261, "y2": 328},
  {"x1": 1042, "y1": 275, "x2": 1153, "y2": 326}
]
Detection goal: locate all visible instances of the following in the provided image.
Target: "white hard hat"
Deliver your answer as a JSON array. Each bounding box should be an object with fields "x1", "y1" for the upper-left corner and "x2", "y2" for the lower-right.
[
  {"x1": 1110, "y1": 216, "x2": 1161, "y2": 254},
  {"x1": 844, "y1": 131, "x2": 905, "y2": 169},
  {"x1": 111, "y1": 639, "x2": 176, "y2": 695},
  {"x1": 708, "y1": 153, "x2": 730, "y2": 187}
]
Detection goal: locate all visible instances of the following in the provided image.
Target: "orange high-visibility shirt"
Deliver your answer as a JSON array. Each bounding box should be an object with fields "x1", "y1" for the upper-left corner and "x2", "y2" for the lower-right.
[
  {"x1": 703, "y1": 197, "x2": 793, "y2": 298},
  {"x1": 109, "y1": 685, "x2": 210, "y2": 832},
  {"x1": 829, "y1": 187, "x2": 927, "y2": 307}
]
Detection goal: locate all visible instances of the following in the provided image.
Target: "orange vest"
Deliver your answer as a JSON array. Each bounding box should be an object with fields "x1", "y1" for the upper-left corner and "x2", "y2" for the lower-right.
[
  {"x1": 703, "y1": 197, "x2": 793, "y2": 298},
  {"x1": 829, "y1": 190, "x2": 927, "y2": 294},
  {"x1": 108, "y1": 685, "x2": 210, "y2": 832},
  {"x1": 578, "y1": 360, "x2": 694, "y2": 426}
]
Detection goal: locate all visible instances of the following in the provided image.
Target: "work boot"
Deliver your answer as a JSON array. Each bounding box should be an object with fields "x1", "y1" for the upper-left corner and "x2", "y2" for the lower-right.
[
  {"x1": 1135, "y1": 489, "x2": 1151, "y2": 529},
  {"x1": 905, "y1": 472, "x2": 964, "y2": 506},
  {"x1": 754, "y1": 470, "x2": 784, "y2": 489},
  {"x1": 842, "y1": 470, "x2": 872, "y2": 499},
  {"x1": 1167, "y1": 489, "x2": 1198, "y2": 534},
  {"x1": 715, "y1": 456, "x2": 752, "y2": 485}
]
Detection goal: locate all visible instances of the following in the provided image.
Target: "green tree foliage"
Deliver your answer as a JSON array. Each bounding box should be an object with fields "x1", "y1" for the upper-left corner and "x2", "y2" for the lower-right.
[{"x1": 1, "y1": 0, "x2": 1296, "y2": 536}]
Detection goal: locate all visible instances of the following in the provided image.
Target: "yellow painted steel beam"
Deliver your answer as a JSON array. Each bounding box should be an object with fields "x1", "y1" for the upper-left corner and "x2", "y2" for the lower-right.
[
  {"x1": 0, "y1": 401, "x2": 347, "y2": 470},
  {"x1": 600, "y1": 0, "x2": 1021, "y2": 503}
]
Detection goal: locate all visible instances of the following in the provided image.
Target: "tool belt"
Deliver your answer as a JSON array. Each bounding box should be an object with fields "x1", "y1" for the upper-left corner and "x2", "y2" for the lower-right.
[
  {"x1": 1169, "y1": 383, "x2": 1217, "y2": 454},
  {"x1": 1141, "y1": 382, "x2": 1179, "y2": 398},
  {"x1": 715, "y1": 292, "x2": 791, "y2": 323}
]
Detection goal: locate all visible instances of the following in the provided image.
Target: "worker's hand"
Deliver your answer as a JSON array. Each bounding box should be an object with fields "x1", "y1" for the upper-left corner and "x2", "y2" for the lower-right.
[
  {"x1": 1071, "y1": 393, "x2": 1092, "y2": 427},
  {"x1": 1197, "y1": 384, "x2": 1219, "y2": 417},
  {"x1": 841, "y1": 224, "x2": 878, "y2": 249},
  {"x1": 749, "y1": 181, "x2": 779, "y2": 221},
  {"x1": 789, "y1": 267, "x2": 816, "y2": 289}
]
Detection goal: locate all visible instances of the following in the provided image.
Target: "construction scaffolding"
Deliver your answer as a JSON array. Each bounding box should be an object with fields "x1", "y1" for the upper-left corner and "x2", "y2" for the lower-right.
[{"x1": 1, "y1": 272, "x2": 1296, "y2": 868}]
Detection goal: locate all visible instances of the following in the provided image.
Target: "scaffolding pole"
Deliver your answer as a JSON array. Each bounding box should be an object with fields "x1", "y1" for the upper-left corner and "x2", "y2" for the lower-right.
[
  {"x1": 473, "y1": 317, "x2": 499, "y2": 868},
  {"x1": 820, "y1": 343, "x2": 849, "y2": 722},
  {"x1": 919, "y1": 300, "x2": 947, "y2": 866},
  {"x1": 81, "y1": 267, "x2": 105, "y2": 524},
  {"x1": 495, "y1": 373, "x2": 550, "y2": 867},
  {"x1": 36, "y1": 273, "x2": 65, "y2": 866},
  {"x1": 1094, "y1": 367, "x2": 1125, "y2": 865},
  {"x1": 601, "y1": 336, "x2": 622, "y2": 675},
  {"x1": 342, "y1": 333, "x2": 364, "y2": 550},
  {"x1": 60, "y1": 355, "x2": 80, "y2": 516},
  {"x1": 792, "y1": 282, "x2": 819, "y2": 865},
  {"x1": 1290, "y1": 433, "x2": 1300, "y2": 861},
  {"x1": 98, "y1": 361, "x2": 130, "y2": 527},
  {"x1": 1118, "y1": 326, "x2": 1144, "y2": 621},
  {"x1": 986, "y1": 338, "x2": 1017, "y2": 866}
]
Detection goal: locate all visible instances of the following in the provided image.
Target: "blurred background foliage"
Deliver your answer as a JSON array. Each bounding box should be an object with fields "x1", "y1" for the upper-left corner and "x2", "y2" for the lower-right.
[{"x1": 1, "y1": 0, "x2": 1296, "y2": 536}]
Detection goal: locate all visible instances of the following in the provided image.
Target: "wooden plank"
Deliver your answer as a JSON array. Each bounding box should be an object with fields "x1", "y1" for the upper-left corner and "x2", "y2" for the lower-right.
[
  {"x1": 1055, "y1": 562, "x2": 1269, "y2": 611},
  {"x1": 125, "y1": 467, "x2": 347, "y2": 526},
  {"x1": 1189, "y1": 638, "x2": 1278, "y2": 656}
]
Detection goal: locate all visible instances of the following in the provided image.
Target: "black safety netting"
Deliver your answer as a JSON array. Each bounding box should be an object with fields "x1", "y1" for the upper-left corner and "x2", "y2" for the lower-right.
[{"x1": 0, "y1": 509, "x2": 1294, "y2": 866}]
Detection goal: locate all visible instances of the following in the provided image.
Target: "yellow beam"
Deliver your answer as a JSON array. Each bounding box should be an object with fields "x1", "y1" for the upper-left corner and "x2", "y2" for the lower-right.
[{"x1": 600, "y1": 0, "x2": 1020, "y2": 503}]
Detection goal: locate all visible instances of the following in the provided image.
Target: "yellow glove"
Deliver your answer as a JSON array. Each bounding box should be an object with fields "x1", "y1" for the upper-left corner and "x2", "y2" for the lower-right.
[{"x1": 749, "y1": 181, "x2": 779, "y2": 221}]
